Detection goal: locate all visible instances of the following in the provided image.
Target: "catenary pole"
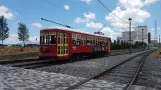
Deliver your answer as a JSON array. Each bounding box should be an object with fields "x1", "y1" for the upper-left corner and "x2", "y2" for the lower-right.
[{"x1": 129, "y1": 18, "x2": 132, "y2": 54}]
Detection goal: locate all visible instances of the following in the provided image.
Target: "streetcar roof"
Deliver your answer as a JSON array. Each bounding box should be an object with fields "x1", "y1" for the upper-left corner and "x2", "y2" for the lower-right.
[{"x1": 41, "y1": 26, "x2": 110, "y2": 38}]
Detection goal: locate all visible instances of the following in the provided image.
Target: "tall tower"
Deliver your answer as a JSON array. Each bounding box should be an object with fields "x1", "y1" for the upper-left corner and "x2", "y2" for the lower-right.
[{"x1": 155, "y1": 20, "x2": 157, "y2": 41}]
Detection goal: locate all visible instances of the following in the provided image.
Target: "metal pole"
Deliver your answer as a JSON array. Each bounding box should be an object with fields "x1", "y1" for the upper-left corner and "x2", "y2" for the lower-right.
[
  {"x1": 129, "y1": 18, "x2": 132, "y2": 54},
  {"x1": 142, "y1": 29, "x2": 144, "y2": 43},
  {"x1": 159, "y1": 35, "x2": 160, "y2": 48}
]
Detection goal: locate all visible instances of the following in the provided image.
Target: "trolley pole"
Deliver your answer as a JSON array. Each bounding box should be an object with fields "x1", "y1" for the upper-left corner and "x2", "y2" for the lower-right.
[{"x1": 129, "y1": 18, "x2": 132, "y2": 54}]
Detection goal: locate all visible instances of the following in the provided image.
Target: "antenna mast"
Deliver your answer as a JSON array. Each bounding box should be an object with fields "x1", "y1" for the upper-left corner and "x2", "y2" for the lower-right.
[{"x1": 155, "y1": 20, "x2": 157, "y2": 40}]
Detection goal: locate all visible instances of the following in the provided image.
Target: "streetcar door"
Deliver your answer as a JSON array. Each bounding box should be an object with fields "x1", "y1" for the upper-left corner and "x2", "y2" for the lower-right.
[{"x1": 57, "y1": 33, "x2": 69, "y2": 56}]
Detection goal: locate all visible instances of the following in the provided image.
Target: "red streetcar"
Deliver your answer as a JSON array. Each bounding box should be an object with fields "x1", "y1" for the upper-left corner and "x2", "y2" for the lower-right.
[{"x1": 39, "y1": 27, "x2": 111, "y2": 61}]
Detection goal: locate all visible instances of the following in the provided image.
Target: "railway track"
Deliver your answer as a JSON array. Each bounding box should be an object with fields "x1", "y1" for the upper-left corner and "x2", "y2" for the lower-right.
[
  {"x1": 0, "y1": 49, "x2": 148, "y2": 69},
  {"x1": 65, "y1": 50, "x2": 154, "y2": 90}
]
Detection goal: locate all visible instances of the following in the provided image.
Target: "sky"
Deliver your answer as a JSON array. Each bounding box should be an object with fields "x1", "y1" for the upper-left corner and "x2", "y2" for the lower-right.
[{"x1": 0, "y1": 0, "x2": 161, "y2": 44}]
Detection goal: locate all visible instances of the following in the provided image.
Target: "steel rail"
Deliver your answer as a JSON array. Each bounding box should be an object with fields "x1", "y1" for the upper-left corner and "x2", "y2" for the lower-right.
[
  {"x1": 65, "y1": 50, "x2": 154, "y2": 90},
  {"x1": 124, "y1": 50, "x2": 153, "y2": 90}
]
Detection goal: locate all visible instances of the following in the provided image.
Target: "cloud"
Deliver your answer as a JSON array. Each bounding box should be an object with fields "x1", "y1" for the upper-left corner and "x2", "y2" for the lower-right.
[
  {"x1": 85, "y1": 21, "x2": 120, "y2": 40},
  {"x1": 74, "y1": 17, "x2": 89, "y2": 23},
  {"x1": 151, "y1": 27, "x2": 160, "y2": 31},
  {"x1": 4, "y1": 34, "x2": 40, "y2": 44},
  {"x1": 81, "y1": 0, "x2": 92, "y2": 4},
  {"x1": 86, "y1": 22, "x2": 103, "y2": 29},
  {"x1": 102, "y1": 27, "x2": 114, "y2": 34},
  {"x1": 29, "y1": 36, "x2": 40, "y2": 42},
  {"x1": 0, "y1": 5, "x2": 13, "y2": 20},
  {"x1": 119, "y1": 0, "x2": 158, "y2": 9},
  {"x1": 105, "y1": 0, "x2": 158, "y2": 29},
  {"x1": 144, "y1": 0, "x2": 158, "y2": 6},
  {"x1": 31, "y1": 23, "x2": 42, "y2": 28},
  {"x1": 7, "y1": 34, "x2": 18, "y2": 41},
  {"x1": 64, "y1": 5, "x2": 69, "y2": 10},
  {"x1": 74, "y1": 12, "x2": 96, "y2": 23},
  {"x1": 7, "y1": 34, "x2": 39, "y2": 42},
  {"x1": 84, "y1": 12, "x2": 96, "y2": 20}
]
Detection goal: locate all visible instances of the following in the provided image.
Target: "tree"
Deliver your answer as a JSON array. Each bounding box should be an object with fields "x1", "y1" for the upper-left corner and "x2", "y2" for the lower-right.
[
  {"x1": 18, "y1": 22, "x2": 29, "y2": 48},
  {"x1": 120, "y1": 41, "x2": 124, "y2": 49},
  {"x1": 0, "y1": 16, "x2": 9, "y2": 46},
  {"x1": 113, "y1": 40, "x2": 117, "y2": 50},
  {"x1": 117, "y1": 40, "x2": 120, "y2": 49}
]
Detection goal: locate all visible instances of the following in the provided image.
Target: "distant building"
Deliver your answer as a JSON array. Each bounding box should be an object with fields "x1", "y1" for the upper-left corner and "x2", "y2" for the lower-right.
[
  {"x1": 117, "y1": 37, "x2": 122, "y2": 41},
  {"x1": 151, "y1": 39, "x2": 157, "y2": 45},
  {"x1": 117, "y1": 25, "x2": 148, "y2": 44},
  {"x1": 148, "y1": 32, "x2": 151, "y2": 43},
  {"x1": 136, "y1": 26, "x2": 148, "y2": 44}
]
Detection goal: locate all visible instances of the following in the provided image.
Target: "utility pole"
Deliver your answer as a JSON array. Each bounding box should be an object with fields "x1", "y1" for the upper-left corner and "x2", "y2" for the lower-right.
[
  {"x1": 142, "y1": 29, "x2": 144, "y2": 48},
  {"x1": 129, "y1": 18, "x2": 132, "y2": 54},
  {"x1": 148, "y1": 32, "x2": 151, "y2": 50},
  {"x1": 159, "y1": 35, "x2": 160, "y2": 48}
]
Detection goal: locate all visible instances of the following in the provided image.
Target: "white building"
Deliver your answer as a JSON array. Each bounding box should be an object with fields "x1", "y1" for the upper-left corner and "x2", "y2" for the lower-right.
[
  {"x1": 135, "y1": 26, "x2": 148, "y2": 44},
  {"x1": 117, "y1": 25, "x2": 148, "y2": 44}
]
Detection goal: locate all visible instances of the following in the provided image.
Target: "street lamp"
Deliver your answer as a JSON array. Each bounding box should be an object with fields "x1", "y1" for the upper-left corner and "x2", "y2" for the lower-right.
[{"x1": 129, "y1": 18, "x2": 132, "y2": 54}]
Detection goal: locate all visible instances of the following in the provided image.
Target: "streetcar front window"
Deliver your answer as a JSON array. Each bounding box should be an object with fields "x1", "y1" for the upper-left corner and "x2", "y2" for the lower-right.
[
  {"x1": 40, "y1": 35, "x2": 48, "y2": 44},
  {"x1": 40, "y1": 32, "x2": 57, "y2": 45},
  {"x1": 49, "y1": 35, "x2": 56, "y2": 44}
]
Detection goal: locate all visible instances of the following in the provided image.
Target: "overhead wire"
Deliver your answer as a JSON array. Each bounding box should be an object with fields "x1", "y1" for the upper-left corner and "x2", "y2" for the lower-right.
[
  {"x1": 125, "y1": 0, "x2": 135, "y2": 17},
  {"x1": 40, "y1": 0, "x2": 94, "y2": 25},
  {"x1": 125, "y1": 0, "x2": 138, "y2": 28},
  {"x1": 40, "y1": 0, "x2": 81, "y2": 17},
  {"x1": 97, "y1": 0, "x2": 129, "y2": 24},
  {"x1": 40, "y1": 0, "x2": 86, "y2": 28}
]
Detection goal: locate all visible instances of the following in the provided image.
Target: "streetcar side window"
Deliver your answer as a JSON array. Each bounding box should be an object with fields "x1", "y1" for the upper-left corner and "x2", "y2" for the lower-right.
[
  {"x1": 87, "y1": 36, "x2": 90, "y2": 45},
  {"x1": 81, "y1": 36, "x2": 86, "y2": 46},
  {"x1": 96, "y1": 37, "x2": 98, "y2": 46},
  {"x1": 93, "y1": 37, "x2": 96, "y2": 45},
  {"x1": 98, "y1": 38, "x2": 100, "y2": 46},
  {"x1": 90, "y1": 37, "x2": 93, "y2": 45},
  {"x1": 43, "y1": 35, "x2": 48, "y2": 44},
  {"x1": 40, "y1": 32, "x2": 48, "y2": 45},
  {"x1": 77, "y1": 34, "x2": 81, "y2": 46},
  {"x1": 49, "y1": 35, "x2": 56, "y2": 44},
  {"x1": 49, "y1": 32, "x2": 56, "y2": 45},
  {"x1": 72, "y1": 34, "x2": 76, "y2": 45}
]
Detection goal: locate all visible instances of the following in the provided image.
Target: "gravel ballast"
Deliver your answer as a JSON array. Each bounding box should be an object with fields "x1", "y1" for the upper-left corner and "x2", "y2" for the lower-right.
[
  {"x1": 99, "y1": 55, "x2": 144, "y2": 84},
  {"x1": 135, "y1": 52, "x2": 161, "y2": 89},
  {"x1": 35, "y1": 50, "x2": 149, "y2": 78}
]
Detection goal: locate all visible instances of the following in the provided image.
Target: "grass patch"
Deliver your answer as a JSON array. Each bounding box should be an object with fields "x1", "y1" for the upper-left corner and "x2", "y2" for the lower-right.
[
  {"x1": 0, "y1": 47, "x2": 39, "y2": 54},
  {"x1": 0, "y1": 52, "x2": 39, "y2": 60}
]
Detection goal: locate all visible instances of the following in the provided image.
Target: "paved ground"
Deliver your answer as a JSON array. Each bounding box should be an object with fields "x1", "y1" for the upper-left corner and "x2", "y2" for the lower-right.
[
  {"x1": 0, "y1": 65, "x2": 128, "y2": 90},
  {"x1": 0, "y1": 65, "x2": 85, "y2": 90}
]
